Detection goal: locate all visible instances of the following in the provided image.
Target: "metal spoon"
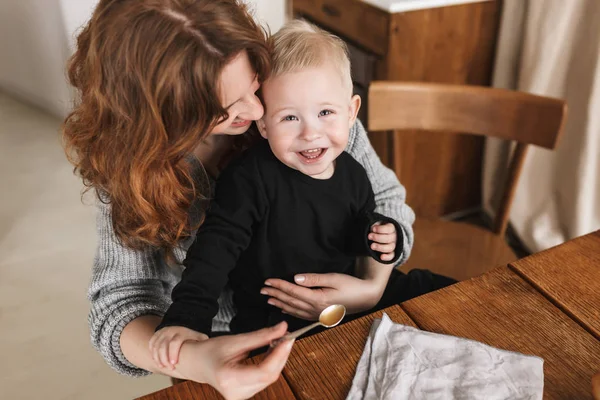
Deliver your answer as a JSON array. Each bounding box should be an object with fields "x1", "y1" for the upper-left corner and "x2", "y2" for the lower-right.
[{"x1": 270, "y1": 304, "x2": 346, "y2": 347}]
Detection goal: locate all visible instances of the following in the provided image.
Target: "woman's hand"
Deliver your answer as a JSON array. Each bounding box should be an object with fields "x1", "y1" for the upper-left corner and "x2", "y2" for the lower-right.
[
  {"x1": 122, "y1": 316, "x2": 293, "y2": 400},
  {"x1": 177, "y1": 322, "x2": 295, "y2": 400},
  {"x1": 261, "y1": 273, "x2": 382, "y2": 320}
]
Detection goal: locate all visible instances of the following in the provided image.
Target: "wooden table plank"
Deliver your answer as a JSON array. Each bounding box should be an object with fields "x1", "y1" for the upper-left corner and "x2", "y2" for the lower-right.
[
  {"x1": 509, "y1": 230, "x2": 600, "y2": 340},
  {"x1": 283, "y1": 305, "x2": 417, "y2": 400},
  {"x1": 402, "y1": 266, "x2": 600, "y2": 400},
  {"x1": 137, "y1": 381, "x2": 219, "y2": 400},
  {"x1": 136, "y1": 353, "x2": 298, "y2": 400}
]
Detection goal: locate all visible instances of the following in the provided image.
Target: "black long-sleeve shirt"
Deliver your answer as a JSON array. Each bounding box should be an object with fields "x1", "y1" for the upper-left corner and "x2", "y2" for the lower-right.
[{"x1": 158, "y1": 140, "x2": 401, "y2": 335}]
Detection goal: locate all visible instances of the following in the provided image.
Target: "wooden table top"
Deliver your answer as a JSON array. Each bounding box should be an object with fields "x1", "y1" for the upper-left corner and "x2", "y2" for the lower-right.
[
  {"x1": 138, "y1": 231, "x2": 600, "y2": 400},
  {"x1": 509, "y1": 230, "x2": 600, "y2": 341}
]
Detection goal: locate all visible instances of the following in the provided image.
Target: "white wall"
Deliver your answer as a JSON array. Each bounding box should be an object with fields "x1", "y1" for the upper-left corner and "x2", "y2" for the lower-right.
[
  {"x1": 0, "y1": 0, "x2": 286, "y2": 119},
  {"x1": 245, "y1": 0, "x2": 288, "y2": 33},
  {"x1": 0, "y1": 0, "x2": 96, "y2": 118},
  {"x1": 59, "y1": 0, "x2": 99, "y2": 51}
]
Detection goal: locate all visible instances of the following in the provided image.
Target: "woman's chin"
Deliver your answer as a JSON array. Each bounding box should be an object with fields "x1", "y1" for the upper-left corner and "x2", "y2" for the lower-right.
[{"x1": 214, "y1": 124, "x2": 253, "y2": 136}]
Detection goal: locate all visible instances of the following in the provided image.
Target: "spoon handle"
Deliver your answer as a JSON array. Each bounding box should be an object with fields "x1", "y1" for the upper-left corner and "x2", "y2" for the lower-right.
[{"x1": 270, "y1": 321, "x2": 321, "y2": 347}]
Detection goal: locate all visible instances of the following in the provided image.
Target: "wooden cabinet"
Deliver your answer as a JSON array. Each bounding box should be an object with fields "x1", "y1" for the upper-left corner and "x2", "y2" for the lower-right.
[{"x1": 292, "y1": 0, "x2": 501, "y2": 217}]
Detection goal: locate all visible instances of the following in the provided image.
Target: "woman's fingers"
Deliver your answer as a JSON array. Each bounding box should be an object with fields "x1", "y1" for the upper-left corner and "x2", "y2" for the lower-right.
[
  {"x1": 180, "y1": 326, "x2": 295, "y2": 400},
  {"x1": 224, "y1": 322, "x2": 289, "y2": 356},
  {"x1": 263, "y1": 279, "x2": 319, "y2": 302},
  {"x1": 261, "y1": 286, "x2": 313, "y2": 312},
  {"x1": 292, "y1": 272, "x2": 343, "y2": 289},
  {"x1": 266, "y1": 298, "x2": 315, "y2": 320},
  {"x1": 217, "y1": 337, "x2": 295, "y2": 400},
  {"x1": 256, "y1": 338, "x2": 294, "y2": 379}
]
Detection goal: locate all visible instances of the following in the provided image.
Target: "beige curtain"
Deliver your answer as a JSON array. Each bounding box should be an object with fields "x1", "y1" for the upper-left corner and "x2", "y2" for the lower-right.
[{"x1": 484, "y1": 0, "x2": 600, "y2": 252}]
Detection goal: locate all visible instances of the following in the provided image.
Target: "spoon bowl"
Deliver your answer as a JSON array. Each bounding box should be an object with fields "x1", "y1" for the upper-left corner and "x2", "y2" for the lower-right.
[
  {"x1": 318, "y1": 304, "x2": 347, "y2": 327},
  {"x1": 270, "y1": 304, "x2": 346, "y2": 347}
]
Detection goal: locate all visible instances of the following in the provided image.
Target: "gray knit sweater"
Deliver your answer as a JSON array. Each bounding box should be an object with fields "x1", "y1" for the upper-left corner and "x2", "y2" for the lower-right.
[{"x1": 88, "y1": 120, "x2": 415, "y2": 377}]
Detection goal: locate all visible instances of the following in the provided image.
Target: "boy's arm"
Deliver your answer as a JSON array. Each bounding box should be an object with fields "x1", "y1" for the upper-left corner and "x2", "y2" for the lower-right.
[
  {"x1": 346, "y1": 119, "x2": 415, "y2": 265},
  {"x1": 157, "y1": 159, "x2": 267, "y2": 335},
  {"x1": 349, "y1": 164, "x2": 403, "y2": 265},
  {"x1": 355, "y1": 255, "x2": 396, "y2": 302},
  {"x1": 351, "y1": 182, "x2": 399, "y2": 306},
  {"x1": 339, "y1": 163, "x2": 400, "y2": 309}
]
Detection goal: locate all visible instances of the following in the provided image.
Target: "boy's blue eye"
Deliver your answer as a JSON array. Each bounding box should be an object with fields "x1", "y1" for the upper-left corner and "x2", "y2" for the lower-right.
[
  {"x1": 319, "y1": 109, "x2": 333, "y2": 117},
  {"x1": 282, "y1": 115, "x2": 298, "y2": 121}
]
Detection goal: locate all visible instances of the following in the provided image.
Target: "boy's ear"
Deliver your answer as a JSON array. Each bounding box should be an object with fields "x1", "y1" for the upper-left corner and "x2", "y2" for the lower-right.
[
  {"x1": 348, "y1": 94, "x2": 362, "y2": 125},
  {"x1": 257, "y1": 119, "x2": 268, "y2": 139}
]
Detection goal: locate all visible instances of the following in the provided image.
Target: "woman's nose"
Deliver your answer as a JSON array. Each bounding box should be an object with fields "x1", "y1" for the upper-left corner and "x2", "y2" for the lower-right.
[{"x1": 241, "y1": 94, "x2": 264, "y2": 121}]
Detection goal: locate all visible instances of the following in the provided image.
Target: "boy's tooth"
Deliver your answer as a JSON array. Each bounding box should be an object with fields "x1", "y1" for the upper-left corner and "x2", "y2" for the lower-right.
[{"x1": 298, "y1": 148, "x2": 325, "y2": 159}]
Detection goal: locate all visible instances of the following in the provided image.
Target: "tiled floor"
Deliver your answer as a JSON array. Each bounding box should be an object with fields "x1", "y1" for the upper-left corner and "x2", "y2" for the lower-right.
[{"x1": 0, "y1": 92, "x2": 170, "y2": 399}]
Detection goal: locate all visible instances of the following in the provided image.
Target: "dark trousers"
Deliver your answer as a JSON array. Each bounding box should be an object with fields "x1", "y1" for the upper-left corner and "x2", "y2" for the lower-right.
[{"x1": 355, "y1": 268, "x2": 456, "y2": 318}]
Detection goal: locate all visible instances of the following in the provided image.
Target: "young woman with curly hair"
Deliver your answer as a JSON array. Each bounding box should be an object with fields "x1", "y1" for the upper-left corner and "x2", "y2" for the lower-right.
[{"x1": 63, "y1": 0, "x2": 430, "y2": 398}]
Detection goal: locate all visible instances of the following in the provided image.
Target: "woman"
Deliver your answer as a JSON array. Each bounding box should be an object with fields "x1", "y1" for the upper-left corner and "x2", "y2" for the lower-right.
[{"x1": 64, "y1": 1, "x2": 423, "y2": 398}]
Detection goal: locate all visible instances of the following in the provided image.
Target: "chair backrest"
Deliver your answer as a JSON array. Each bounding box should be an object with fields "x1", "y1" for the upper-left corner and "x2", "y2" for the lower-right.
[{"x1": 368, "y1": 82, "x2": 567, "y2": 236}]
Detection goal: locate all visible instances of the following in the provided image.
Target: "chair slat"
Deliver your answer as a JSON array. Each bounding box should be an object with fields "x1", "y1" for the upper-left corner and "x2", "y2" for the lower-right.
[{"x1": 368, "y1": 82, "x2": 566, "y2": 149}]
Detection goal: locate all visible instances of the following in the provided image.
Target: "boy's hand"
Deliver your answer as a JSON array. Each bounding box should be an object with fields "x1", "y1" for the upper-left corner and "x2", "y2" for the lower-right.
[
  {"x1": 149, "y1": 326, "x2": 208, "y2": 370},
  {"x1": 369, "y1": 222, "x2": 397, "y2": 262}
]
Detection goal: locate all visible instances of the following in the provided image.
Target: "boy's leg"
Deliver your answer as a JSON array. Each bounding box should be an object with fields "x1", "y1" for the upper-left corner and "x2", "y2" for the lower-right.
[{"x1": 376, "y1": 268, "x2": 456, "y2": 309}]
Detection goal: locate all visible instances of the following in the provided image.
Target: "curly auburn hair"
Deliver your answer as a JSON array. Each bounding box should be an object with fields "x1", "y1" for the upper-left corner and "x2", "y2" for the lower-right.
[{"x1": 63, "y1": 0, "x2": 270, "y2": 257}]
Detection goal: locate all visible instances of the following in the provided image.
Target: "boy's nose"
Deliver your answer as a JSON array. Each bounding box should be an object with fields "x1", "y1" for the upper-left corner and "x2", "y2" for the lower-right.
[{"x1": 300, "y1": 126, "x2": 321, "y2": 142}]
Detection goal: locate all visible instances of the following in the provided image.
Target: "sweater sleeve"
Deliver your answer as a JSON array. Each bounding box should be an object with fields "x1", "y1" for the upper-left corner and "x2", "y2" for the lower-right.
[
  {"x1": 157, "y1": 159, "x2": 267, "y2": 335},
  {"x1": 345, "y1": 119, "x2": 415, "y2": 265},
  {"x1": 88, "y1": 200, "x2": 174, "y2": 377}
]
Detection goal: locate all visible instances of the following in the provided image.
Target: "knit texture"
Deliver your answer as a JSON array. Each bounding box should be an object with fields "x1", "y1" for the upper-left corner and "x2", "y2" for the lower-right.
[{"x1": 87, "y1": 120, "x2": 415, "y2": 376}]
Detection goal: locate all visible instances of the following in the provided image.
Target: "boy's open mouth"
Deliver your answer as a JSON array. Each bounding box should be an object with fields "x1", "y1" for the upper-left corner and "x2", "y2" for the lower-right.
[{"x1": 297, "y1": 148, "x2": 327, "y2": 163}]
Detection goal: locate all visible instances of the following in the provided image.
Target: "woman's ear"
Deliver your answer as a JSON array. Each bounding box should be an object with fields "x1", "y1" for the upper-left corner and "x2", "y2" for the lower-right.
[
  {"x1": 257, "y1": 119, "x2": 268, "y2": 139},
  {"x1": 348, "y1": 94, "x2": 362, "y2": 125}
]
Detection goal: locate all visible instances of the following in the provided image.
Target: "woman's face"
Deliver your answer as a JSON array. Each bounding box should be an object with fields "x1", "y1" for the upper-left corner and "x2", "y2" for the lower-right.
[{"x1": 210, "y1": 51, "x2": 264, "y2": 136}]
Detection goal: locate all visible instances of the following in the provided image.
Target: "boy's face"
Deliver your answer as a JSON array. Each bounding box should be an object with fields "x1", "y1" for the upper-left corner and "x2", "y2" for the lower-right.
[{"x1": 257, "y1": 65, "x2": 361, "y2": 179}]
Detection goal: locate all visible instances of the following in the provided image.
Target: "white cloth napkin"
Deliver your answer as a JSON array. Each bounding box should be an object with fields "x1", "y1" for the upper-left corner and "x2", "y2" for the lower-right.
[{"x1": 347, "y1": 313, "x2": 544, "y2": 400}]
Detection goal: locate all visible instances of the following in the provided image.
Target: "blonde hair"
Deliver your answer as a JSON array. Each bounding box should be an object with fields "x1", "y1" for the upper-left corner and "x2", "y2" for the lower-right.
[{"x1": 268, "y1": 20, "x2": 352, "y2": 95}]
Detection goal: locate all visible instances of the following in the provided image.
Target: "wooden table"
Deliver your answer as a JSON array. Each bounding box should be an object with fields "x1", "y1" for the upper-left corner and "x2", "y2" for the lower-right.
[{"x1": 138, "y1": 231, "x2": 600, "y2": 400}]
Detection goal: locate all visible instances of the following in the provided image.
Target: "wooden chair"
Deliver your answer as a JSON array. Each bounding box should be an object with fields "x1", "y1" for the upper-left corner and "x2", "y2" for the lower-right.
[{"x1": 368, "y1": 82, "x2": 567, "y2": 281}]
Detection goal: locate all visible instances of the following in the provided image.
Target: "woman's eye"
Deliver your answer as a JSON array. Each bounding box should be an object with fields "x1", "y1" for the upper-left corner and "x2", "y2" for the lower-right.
[
  {"x1": 319, "y1": 109, "x2": 333, "y2": 117},
  {"x1": 282, "y1": 115, "x2": 298, "y2": 121}
]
